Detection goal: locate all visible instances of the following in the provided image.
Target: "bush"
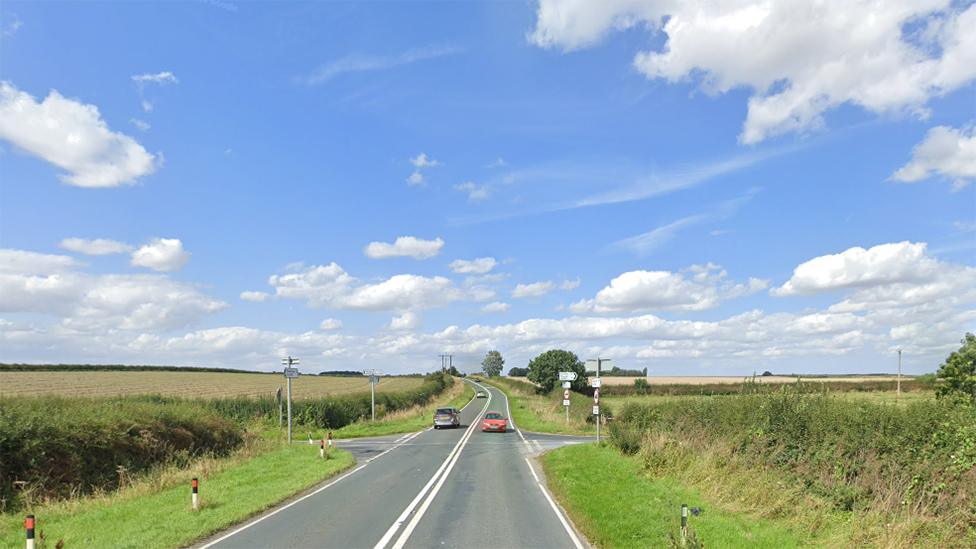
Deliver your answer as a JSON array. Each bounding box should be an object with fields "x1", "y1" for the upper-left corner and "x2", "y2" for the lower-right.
[
  {"x1": 633, "y1": 378, "x2": 650, "y2": 393},
  {"x1": 936, "y1": 333, "x2": 976, "y2": 404},
  {"x1": 527, "y1": 350, "x2": 587, "y2": 393}
]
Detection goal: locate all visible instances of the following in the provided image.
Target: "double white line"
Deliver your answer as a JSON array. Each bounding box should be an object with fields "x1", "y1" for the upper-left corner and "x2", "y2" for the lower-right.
[{"x1": 373, "y1": 381, "x2": 491, "y2": 549}]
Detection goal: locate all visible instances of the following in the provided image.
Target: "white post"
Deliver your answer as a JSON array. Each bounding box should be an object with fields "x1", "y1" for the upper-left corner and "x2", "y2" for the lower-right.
[
  {"x1": 371, "y1": 377, "x2": 376, "y2": 422},
  {"x1": 287, "y1": 376, "x2": 293, "y2": 444},
  {"x1": 596, "y1": 359, "x2": 602, "y2": 444},
  {"x1": 897, "y1": 349, "x2": 902, "y2": 400},
  {"x1": 25, "y1": 515, "x2": 35, "y2": 549},
  {"x1": 191, "y1": 478, "x2": 199, "y2": 511}
]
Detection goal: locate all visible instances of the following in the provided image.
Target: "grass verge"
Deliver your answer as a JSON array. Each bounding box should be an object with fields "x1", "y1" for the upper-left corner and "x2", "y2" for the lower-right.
[
  {"x1": 0, "y1": 437, "x2": 354, "y2": 549},
  {"x1": 477, "y1": 377, "x2": 594, "y2": 435},
  {"x1": 541, "y1": 444, "x2": 809, "y2": 548},
  {"x1": 329, "y1": 378, "x2": 475, "y2": 439}
]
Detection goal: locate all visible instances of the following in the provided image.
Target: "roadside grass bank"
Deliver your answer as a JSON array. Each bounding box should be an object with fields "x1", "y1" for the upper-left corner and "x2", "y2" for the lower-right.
[
  {"x1": 329, "y1": 378, "x2": 474, "y2": 439},
  {"x1": 542, "y1": 444, "x2": 808, "y2": 548},
  {"x1": 608, "y1": 388, "x2": 976, "y2": 546},
  {"x1": 602, "y1": 389, "x2": 937, "y2": 410},
  {"x1": 476, "y1": 377, "x2": 594, "y2": 435},
  {"x1": 0, "y1": 429, "x2": 354, "y2": 549}
]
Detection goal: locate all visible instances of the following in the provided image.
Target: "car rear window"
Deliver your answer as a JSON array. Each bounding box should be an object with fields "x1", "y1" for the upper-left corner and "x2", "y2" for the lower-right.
[
  {"x1": 485, "y1": 412, "x2": 502, "y2": 419},
  {"x1": 436, "y1": 408, "x2": 453, "y2": 414}
]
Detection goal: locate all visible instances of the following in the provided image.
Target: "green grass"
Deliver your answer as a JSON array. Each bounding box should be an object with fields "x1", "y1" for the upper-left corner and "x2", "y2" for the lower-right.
[
  {"x1": 477, "y1": 377, "x2": 594, "y2": 435},
  {"x1": 329, "y1": 379, "x2": 475, "y2": 439},
  {"x1": 542, "y1": 444, "x2": 808, "y2": 548},
  {"x1": 602, "y1": 390, "x2": 936, "y2": 409},
  {"x1": 0, "y1": 443, "x2": 354, "y2": 549}
]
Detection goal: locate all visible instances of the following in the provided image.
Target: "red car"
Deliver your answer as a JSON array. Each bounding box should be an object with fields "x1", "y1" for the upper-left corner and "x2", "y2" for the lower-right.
[{"x1": 481, "y1": 411, "x2": 508, "y2": 433}]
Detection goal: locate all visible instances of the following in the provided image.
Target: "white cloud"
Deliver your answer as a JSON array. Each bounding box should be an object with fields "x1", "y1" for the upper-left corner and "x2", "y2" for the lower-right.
[
  {"x1": 560, "y1": 278, "x2": 581, "y2": 290},
  {"x1": 389, "y1": 311, "x2": 420, "y2": 330},
  {"x1": 319, "y1": 318, "x2": 343, "y2": 331},
  {"x1": 573, "y1": 265, "x2": 767, "y2": 313},
  {"x1": 482, "y1": 301, "x2": 510, "y2": 313},
  {"x1": 2, "y1": 13, "x2": 22, "y2": 36},
  {"x1": 141, "y1": 100, "x2": 154, "y2": 113},
  {"x1": 773, "y1": 241, "x2": 940, "y2": 296},
  {"x1": 892, "y1": 125, "x2": 976, "y2": 190},
  {"x1": 0, "y1": 249, "x2": 80, "y2": 274},
  {"x1": 60, "y1": 238, "x2": 133, "y2": 256},
  {"x1": 364, "y1": 236, "x2": 444, "y2": 260},
  {"x1": 530, "y1": 1, "x2": 976, "y2": 144},
  {"x1": 131, "y1": 238, "x2": 191, "y2": 272},
  {"x1": 485, "y1": 158, "x2": 507, "y2": 168},
  {"x1": 612, "y1": 214, "x2": 708, "y2": 255},
  {"x1": 0, "y1": 82, "x2": 159, "y2": 187},
  {"x1": 269, "y1": 263, "x2": 462, "y2": 312},
  {"x1": 410, "y1": 152, "x2": 440, "y2": 169},
  {"x1": 513, "y1": 281, "x2": 555, "y2": 298},
  {"x1": 130, "y1": 118, "x2": 151, "y2": 132},
  {"x1": 303, "y1": 46, "x2": 458, "y2": 85},
  {"x1": 406, "y1": 171, "x2": 425, "y2": 186},
  {"x1": 454, "y1": 181, "x2": 490, "y2": 201},
  {"x1": 240, "y1": 291, "x2": 269, "y2": 302},
  {"x1": 449, "y1": 257, "x2": 497, "y2": 274},
  {"x1": 131, "y1": 72, "x2": 178, "y2": 85}
]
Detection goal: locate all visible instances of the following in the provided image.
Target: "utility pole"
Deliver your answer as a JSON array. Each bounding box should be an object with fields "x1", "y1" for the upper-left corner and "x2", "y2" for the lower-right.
[
  {"x1": 897, "y1": 349, "x2": 902, "y2": 400},
  {"x1": 281, "y1": 356, "x2": 300, "y2": 444},
  {"x1": 439, "y1": 353, "x2": 453, "y2": 373}
]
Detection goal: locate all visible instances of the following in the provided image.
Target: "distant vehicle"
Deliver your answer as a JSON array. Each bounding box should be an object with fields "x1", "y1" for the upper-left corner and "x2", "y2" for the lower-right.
[
  {"x1": 481, "y1": 412, "x2": 507, "y2": 433},
  {"x1": 433, "y1": 407, "x2": 460, "y2": 429},
  {"x1": 476, "y1": 391, "x2": 487, "y2": 398}
]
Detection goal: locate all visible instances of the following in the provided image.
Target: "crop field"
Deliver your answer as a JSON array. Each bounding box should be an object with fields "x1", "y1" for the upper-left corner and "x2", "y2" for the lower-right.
[
  {"x1": 0, "y1": 371, "x2": 424, "y2": 399},
  {"x1": 510, "y1": 374, "x2": 908, "y2": 385}
]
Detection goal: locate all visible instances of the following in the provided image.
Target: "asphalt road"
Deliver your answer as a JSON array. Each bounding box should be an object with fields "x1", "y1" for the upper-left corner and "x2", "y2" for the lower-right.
[{"x1": 197, "y1": 380, "x2": 591, "y2": 549}]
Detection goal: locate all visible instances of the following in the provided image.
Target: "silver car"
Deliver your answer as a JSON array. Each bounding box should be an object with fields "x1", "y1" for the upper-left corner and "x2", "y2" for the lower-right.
[{"x1": 433, "y1": 407, "x2": 460, "y2": 429}]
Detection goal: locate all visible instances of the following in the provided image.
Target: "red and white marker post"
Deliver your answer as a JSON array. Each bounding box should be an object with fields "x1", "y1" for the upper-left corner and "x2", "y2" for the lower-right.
[
  {"x1": 327, "y1": 431, "x2": 333, "y2": 448},
  {"x1": 191, "y1": 478, "x2": 200, "y2": 511},
  {"x1": 320, "y1": 439, "x2": 325, "y2": 459},
  {"x1": 24, "y1": 514, "x2": 35, "y2": 549}
]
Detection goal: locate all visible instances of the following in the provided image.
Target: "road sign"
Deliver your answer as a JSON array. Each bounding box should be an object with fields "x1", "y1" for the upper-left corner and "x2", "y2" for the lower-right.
[
  {"x1": 563, "y1": 389, "x2": 570, "y2": 399},
  {"x1": 593, "y1": 405, "x2": 600, "y2": 415},
  {"x1": 284, "y1": 367, "x2": 300, "y2": 378},
  {"x1": 563, "y1": 399, "x2": 571, "y2": 406},
  {"x1": 369, "y1": 375, "x2": 380, "y2": 384},
  {"x1": 593, "y1": 388, "x2": 600, "y2": 404},
  {"x1": 562, "y1": 381, "x2": 571, "y2": 389},
  {"x1": 558, "y1": 371, "x2": 578, "y2": 381},
  {"x1": 590, "y1": 378, "x2": 602, "y2": 388},
  {"x1": 281, "y1": 357, "x2": 300, "y2": 366}
]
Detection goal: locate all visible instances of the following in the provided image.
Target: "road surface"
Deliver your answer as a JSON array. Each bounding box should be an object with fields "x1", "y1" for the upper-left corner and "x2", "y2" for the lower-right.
[{"x1": 197, "y1": 380, "x2": 592, "y2": 549}]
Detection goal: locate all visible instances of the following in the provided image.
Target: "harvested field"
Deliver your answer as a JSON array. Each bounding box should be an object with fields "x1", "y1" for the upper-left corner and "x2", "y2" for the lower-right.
[
  {"x1": 0, "y1": 371, "x2": 423, "y2": 399},
  {"x1": 510, "y1": 375, "x2": 909, "y2": 385}
]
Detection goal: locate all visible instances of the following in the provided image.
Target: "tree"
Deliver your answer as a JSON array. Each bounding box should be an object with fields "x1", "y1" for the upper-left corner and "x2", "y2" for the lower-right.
[
  {"x1": 527, "y1": 349, "x2": 587, "y2": 393},
  {"x1": 481, "y1": 350, "x2": 504, "y2": 378},
  {"x1": 507, "y1": 366, "x2": 528, "y2": 377},
  {"x1": 447, "y1": 365, "x2": 462, "y2": 377},
  {"x1": 761, "y1": 371, "x2": 773, "y2": 377},
  {"x1": 936, "y1": 333, "x2": 976, "y2": 403}
]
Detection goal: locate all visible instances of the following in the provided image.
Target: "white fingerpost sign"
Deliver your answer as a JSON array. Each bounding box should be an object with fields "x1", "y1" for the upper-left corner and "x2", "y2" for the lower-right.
[
  {"x1": 281, "y1": 356, "x2": 300, "y2": 444},
  {"x1": 558, "y1": 371, "x2": 578, "y2": 381},
  {"x1": 590, "y1": 378, "x2": 601, "y2": 388}
]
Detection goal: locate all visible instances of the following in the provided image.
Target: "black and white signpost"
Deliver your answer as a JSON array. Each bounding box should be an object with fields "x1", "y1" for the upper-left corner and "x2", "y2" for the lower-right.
[
  {"x1": 281, "y1": 356, "x2": 300, "y2": 444},
  {"x1": 558, "y1": 371, "x2": 577, "y2": 423},
  {"x1": 586, "y1": 358, "x2": 612, "y2": 444},
  {"x1": 364, "y1": 369, "x2": 381, "y2": 421}
]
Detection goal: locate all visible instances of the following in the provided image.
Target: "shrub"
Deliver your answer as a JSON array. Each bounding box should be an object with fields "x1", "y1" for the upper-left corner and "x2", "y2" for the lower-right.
[{"x1": 936, "y1": 333, "x2": 976, "y2": 404}]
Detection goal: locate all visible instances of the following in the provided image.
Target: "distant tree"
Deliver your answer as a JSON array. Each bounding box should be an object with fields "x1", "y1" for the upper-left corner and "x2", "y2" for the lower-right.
[
  {"x1": 527, "y1": 349, "x2": 587, "y2": 393},
  {"x1": 447, "y1": 365, "x2": 462, "y2": 377},
  {"x1": 481, "y1": 350, "x2": 504, "y2": 378},
  {"x1": 761, "y1": 371, "x2": 774, "y2": 377},
  {"x1": 507, "y1": 367, "x2": 528, "y2": 377},
  {"x1": 936, "y1": 333, "x2": 976, "y2": 403}
]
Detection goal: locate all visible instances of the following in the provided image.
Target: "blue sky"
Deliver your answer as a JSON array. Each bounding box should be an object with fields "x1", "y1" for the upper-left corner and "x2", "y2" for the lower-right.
[{"x1": 1, "y1": 1, "x2": 974, "y2": 375}]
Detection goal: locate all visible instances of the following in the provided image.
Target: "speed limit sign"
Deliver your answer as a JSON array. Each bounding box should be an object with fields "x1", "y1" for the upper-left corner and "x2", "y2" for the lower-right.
[
  {"x1": 593, "y1": 388, "x2": 600, "y2": 404},
  {"x1": 563, "y1": 389, "x2": 570, "y2": 400}
]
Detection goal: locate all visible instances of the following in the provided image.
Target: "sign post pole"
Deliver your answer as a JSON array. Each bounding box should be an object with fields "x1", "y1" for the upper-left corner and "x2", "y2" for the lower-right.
[
  {"x1": 281, "y1": 356, "x2": 300, "y2": 444},
  {"x1": 558, "y1": 371, "x2": 577, "y2": 424},
  {"x1": 586, "y1": 358, "x2": 612, "y2": 445}
]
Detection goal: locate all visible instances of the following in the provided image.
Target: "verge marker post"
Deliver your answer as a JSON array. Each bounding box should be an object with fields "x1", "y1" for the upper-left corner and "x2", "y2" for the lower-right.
[
  {"x1": 192, "y1": 478, "x2": 200, "y2": 511},
  {"x1": 680, "y1": 503, "x2": 688, "y2": 546},
  {"x1": 320, "y1": 439, "x2": 325, "y2": 459},
  {"x1": 328, "y1": 431, "x2": 333, "y2": 448},
  {"x1": 25, "y1": 514, "x2": 35, "y2": 549}
]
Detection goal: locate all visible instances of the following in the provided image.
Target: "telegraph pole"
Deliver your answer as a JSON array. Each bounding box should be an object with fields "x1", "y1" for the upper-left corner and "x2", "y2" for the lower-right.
[
  {"x1": 897, "y1": 349, "x2": 902, "y2": 400},
  {"x1": 281, "y1": 356, "x2": 300, "y2": 444},
  {"x1": 439, "y1": 353, "x2": 453, "y2": 372}
]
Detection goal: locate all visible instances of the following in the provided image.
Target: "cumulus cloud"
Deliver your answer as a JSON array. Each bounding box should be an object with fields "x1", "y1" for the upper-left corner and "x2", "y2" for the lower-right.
[
  {"x1": 319, "y1": 318, "x2": 343, "y2": 331},
  {"x1": 513, "y1": 281, "x2": 555, "y2": 298},
  {"x1": 410, "y1": 153, "x2": 440, "y2": 169},
  {"x1": 454, "y1": 181, "x2": 490, "y2": 201},
  {"x1": 0, "y1": 82, "x2": 158, "y2": 187},
  {"x1": 481, "y1": 301, "x2": 510, "y2": 313},
  {"x1": 131, "y1": 238, "x2": 191, "y2": 272},
  {"x1": 572, "y1": 265, "x2": 767, "y2": 313},
  {"x1": 364, "y1": 236, "x2": 444, "y2": 260},
  {"x1": 406, "y1": 171, "x2": 424, "y2": 186},
  {"x1": 449, "y1": 257, "x2": 497, "y2": 274},
  {"x1": 240, "y1": 291, "x2": 270, "y2": 302},
  {"x1": 892, "y1": 125, "x2": 976, "y2": 190},
  {"x1": 389, "y1": 311, "x2": 420, "y2": 330},
  {"x1": 560, "y1": 278, "x2": 581, "y2": 290},
  {"x1": 60, "y1": 238, "x2": 133, "y2": 256},
  {"x1": 0, "y1": 249, "x2": 80, "y2": 274},
  {"x1": 773, "y1": 241, "x2": 939, "y2": 296},
  {"x1": 529, "y1": 1, "x2": 976, "y2": 144}
]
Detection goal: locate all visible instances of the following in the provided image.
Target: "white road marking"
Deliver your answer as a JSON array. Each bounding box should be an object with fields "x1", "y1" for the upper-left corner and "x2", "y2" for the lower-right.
[
  {"x1": 374, "y1": 380, "x2": 490, "y2": 549},
  {"x1": 198, "y1": 429, "x2": 424, "y2": 549},
  {"x1": 523, "y1": 457, "x2": 585, "y2": 549}
]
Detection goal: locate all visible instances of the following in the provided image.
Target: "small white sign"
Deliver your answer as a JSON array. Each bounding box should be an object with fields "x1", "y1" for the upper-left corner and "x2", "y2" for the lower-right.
[
  {"x1": 562, "y1": 381, "x2": 571, "y2": 389},
  {"x1": 590, "y1": 378, "x2": 602, "y2": 388},
  {"x1": 592, "y1": 405, "x2": 600, "y2": 415},
  {"x1": 284, "y1": 367, "x2": 300, "y2": 379},
  {"x1": 369, "y1": 375, "x2": 380, "y2": 384},
  {"x1": 563, "y1": 399, "x2": 571, "y2": 406},
  {"x1": 558, "y1": 371, "x2": 578, "y2": 381}
]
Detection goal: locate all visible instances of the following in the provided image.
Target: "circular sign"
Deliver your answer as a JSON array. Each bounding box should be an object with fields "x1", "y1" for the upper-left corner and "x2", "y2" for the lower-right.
[
  {"x1": 593, "y1": 388, "x2": 600, "y2": 404},
  {"x1": 563, "y1": 389, "x2": 570, "y2": 399}
]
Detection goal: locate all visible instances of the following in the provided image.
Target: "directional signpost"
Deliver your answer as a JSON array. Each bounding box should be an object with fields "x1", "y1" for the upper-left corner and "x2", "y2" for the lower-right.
[
  {"x1": 586, "y1": 358, "x2": 612, "y2": 444},
  {"x1": 558, "y1": 371, "x2": 578, "y2": 382},
  {"x1": 364, "y1": 369, "x2": 381, "y2": 421},
  {"x1": 281, "y1": 356, "x2": 300, "y2": 444},
  {"x1": 558, "y1": 372, "x2": 576, "y2": 422}
]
